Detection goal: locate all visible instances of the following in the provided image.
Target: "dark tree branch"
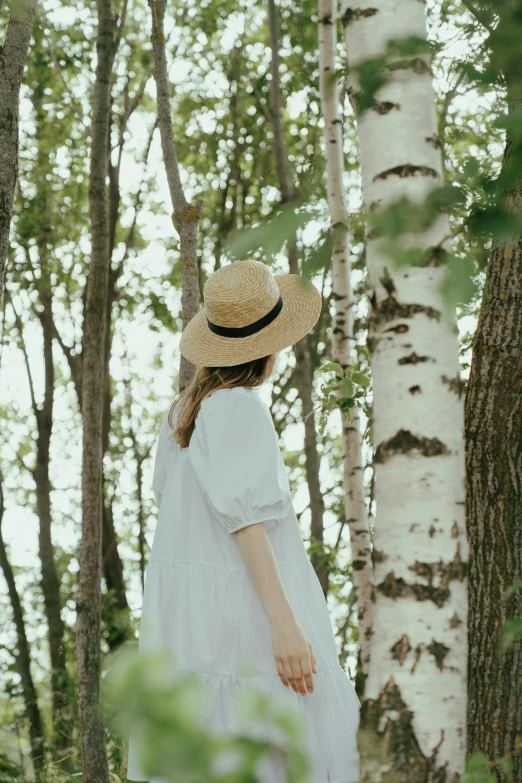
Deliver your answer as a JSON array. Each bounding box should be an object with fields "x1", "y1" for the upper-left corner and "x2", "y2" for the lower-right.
[{"x1": 460, "y1": 0, "x2": 495, "y2": 33}]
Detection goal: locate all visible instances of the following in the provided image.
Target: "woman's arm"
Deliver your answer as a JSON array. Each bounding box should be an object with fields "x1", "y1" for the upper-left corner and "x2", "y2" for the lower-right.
[{"x1": 234, "y1": 522, "x2": 317, "y2": 695}]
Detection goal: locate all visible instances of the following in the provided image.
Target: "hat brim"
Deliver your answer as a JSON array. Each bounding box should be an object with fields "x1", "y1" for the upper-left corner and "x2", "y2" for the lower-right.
[{"x1": 179, "y1": 274, "x2": 322, "y2": 368}]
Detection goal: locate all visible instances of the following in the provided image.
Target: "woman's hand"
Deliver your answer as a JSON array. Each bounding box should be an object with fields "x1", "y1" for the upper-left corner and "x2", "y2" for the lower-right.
[
  {"x1": 232, "y1": 524, "x2": 318, "y2": 694},
  {"x1": 271, "y1": 618, "x2": 317, "y2": 695}
]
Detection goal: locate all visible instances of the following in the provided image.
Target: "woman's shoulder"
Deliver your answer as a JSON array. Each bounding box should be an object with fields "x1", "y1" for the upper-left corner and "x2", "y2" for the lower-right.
[
  {"x1": 200, "y1": 385, "x2": 262, "y2": 408},
  {"x1": 198, "y1": 385, "x2": 272, "y2": 427}
]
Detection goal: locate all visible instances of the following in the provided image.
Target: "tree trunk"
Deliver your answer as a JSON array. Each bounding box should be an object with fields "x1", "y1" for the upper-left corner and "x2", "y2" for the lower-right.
[
  {"x1": 149, "y1": 0, "x2": 201, "y2": 392},
  {"x1": 266, "y1": 0, "x2": 329, "y2": 595},
  {"x1": 9, "y1": 287, "x2": 71, "y2": 759},
  {"x1": 318, "y1": 0, "x2": 373, "y2": 677},
  {"x1": 99, "y1": 264, "x2": 130, "y2": 650},
  {"x1": 0, "y1": 475, "x2": 45, "y2": 775},
  {"x1": 342, "y1": 1, "x2": 468, "y2": 780},
  {"x1": 465, "y1": 6, "x2": 522, "y2": 776},
  {"x1": 76, "y1": 1, "x2": 116, "y2": 780},
  {"x1": 0, "y1": 0, "x2": 37, "y2": 302},
  {"x1": 35, "y1": 293, "x2": 71, "y2": 756}
]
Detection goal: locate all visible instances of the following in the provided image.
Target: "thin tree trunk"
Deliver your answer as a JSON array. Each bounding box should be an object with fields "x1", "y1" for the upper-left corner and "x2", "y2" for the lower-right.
[
  {"x1": 76, "y1": 1, "x2": 116, "y2": 780},
  {"x1": 318, "y1": 0, "x2": 373, "y2": 678},
  {"x1": 100, "y1": 271, "x2": 130, "y2": 649},
  {"x1": 35, "y1": 293, "x2": 71, "y2": 755},
  {"x1": 9, "y1": 292, "x2": 71, "y2": 758},
  {"x1": 149, "y1": 0, "x2": 201, "y2": 392},
  {"x1": 465, "y1": 4, "x2": 522, "y2": 776},
  {"x1": 267, "y1": 0, "x2": 329, "y2": 595},
  {"x1": 342, "y1": 1, "x2": 468, "y2": 780},
  {"x1": 0, "y1": 475, "x2": 45, "y2": 775},
  {"x1": 0, "y1": 0, "x2": 37, "y2": 303}
]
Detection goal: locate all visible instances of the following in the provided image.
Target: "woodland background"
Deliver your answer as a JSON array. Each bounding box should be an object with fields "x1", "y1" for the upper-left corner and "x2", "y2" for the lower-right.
[{"x1": 0, "y1": 0, "x2": 521, "y2": 782}]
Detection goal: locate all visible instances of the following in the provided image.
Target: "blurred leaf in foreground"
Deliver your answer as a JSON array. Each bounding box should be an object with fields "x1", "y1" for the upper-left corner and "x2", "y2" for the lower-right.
[
  {"x1": 106, "y1": 648, "x2": 310, "y2": 783},
  {"x1": 224, "y1": 203, "x2": 315, "y2": 263}
]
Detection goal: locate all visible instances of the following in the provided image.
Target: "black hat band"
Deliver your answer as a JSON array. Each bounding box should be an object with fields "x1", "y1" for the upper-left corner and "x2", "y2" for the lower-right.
[{"x1": 207, "y1": 294, "x2": 283, "y2": 338}]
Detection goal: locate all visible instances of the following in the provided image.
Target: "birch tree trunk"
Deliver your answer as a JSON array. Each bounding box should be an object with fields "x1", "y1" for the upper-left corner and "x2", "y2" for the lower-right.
[
  {"x1": 342, "y1": 1, "x2": 468, "y2": 780},
  {"x1": 465, "y1": 3, "x2": 522, "y2": 777},
  {"x1": 76, "y1": 1, "x2": 117, "y2": 780},
  {"x1": 0, "y1": 0, "x2": 37, "y2": 303},
  {"x1": 0, "y1": 475, "x2": 44, "y2": 774},
  {"x1": 267, "y1": 0, "x2": 329, "y2": 595},
  {"x1": 149, "y1": 0, "x2": 201, "y2": 391},
  {"x1": 318, "y1": 0, "x2": 373, "y2": 678}
]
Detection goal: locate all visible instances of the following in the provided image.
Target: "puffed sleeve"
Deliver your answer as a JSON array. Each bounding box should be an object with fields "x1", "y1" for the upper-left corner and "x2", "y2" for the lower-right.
[
  {"x1": 188, "y1": 389, "x2": 290, "y2": 534},
  {"x1": 152, "y1": 409, "x2": 179, "y2": 506}
]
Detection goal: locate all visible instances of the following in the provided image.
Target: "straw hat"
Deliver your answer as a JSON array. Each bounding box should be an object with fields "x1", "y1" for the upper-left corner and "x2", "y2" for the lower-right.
[{"x1": 179, "y1": 260, "x2": 322, "y2": 367}]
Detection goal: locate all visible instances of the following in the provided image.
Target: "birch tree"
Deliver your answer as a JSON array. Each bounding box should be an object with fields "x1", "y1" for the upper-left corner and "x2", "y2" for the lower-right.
[
  {"x1": 318, "y1": 0, "x2": 373, "y2": 676},
  {"x1": 464, "y1": 1, "x2": 522, "y2": 778},
  {"x1": 149, "y1": 0, "x2": 201, "y2": 392},
  {"x1": 0, "y1": 0, "x2": 37, "y2": 303},
  {"x1": 342, "y1": 1, "x2": 468, "y2": 779},
  {"x1": 76, "y1": 1, "x2": 118, "y2": 779}
]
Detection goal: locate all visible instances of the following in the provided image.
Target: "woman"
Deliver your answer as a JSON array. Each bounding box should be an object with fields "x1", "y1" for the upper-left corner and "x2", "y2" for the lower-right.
[{"x1": 127, "y1": 260, "x2": 360, "y2": 783}]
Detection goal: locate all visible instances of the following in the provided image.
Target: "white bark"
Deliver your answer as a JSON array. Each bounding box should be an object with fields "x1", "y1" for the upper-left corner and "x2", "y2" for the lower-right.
[
  {"x1": 318, "y1": 0, "x2": 373, "y2": 676},
  {"x1": 341, "y1": 1, "x2": 468, "y2": 780}
]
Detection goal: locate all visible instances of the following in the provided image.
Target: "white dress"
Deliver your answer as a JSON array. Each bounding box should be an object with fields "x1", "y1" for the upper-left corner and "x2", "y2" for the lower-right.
[{"x1": 127, "y1": 386, "x2": 360, "y2": 783}]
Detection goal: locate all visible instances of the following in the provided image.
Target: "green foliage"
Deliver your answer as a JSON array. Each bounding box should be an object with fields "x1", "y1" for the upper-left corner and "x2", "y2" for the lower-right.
[
  {"x1": 314, "y1": 362, "x2": 371, "y2": 436},
  {"x1": 224, "y1": 203, "x2": 316, "y2": 263},
  {"x1": 302, "y1": 224, "x2": 346, "y2": 280},
  {"x1": 106, "y1": 649, "x2": 310, "y2": 783},
  {"x1": 0, "y1": 752, "x2": 22, "y2": 783},
  {"x1": 459, "y1": 751, "x2": 513, "y2": 783},
  {"x1": 351, "y1": 36, "x2": 434, "y2": 116},
  {"x1": 500, "y1": 618, "x2": 522, "y2": 653}
]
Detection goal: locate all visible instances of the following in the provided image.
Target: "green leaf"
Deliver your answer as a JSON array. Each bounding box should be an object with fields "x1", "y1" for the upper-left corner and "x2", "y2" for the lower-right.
[
  {"x1": 224, "y1": 203, "x2": 314, "y2": 261},
  {"x1": 465, "y1": 752, "x2": 489, "y2": 773},
  {"x1": 303, "y1": 223, "x2": 346, "y2": 279},
  {"x1": 505, "y1": 579, "x2": 522, "y2": 598},
  {"x1": 440, "y1": 254, "x2": 478, "y2": 311},
  {"x1": 500, "y1": 617, "x2": 522, "y2": 652},
  {"x1": 302, "y1": 233, "x2": 334, "y2": 279},
  {"x1": 340, "y1": 378, "x2": 354, "y2": 397},
  {"x1": 320, "y1": 362, "x2": 345, "y2": 379},
  {"x1": 496, "y1": 756, "x2": 513, "y2": 776},
  {"x1": 351, "y1": 371, "x2": 370, "y2": 387}
]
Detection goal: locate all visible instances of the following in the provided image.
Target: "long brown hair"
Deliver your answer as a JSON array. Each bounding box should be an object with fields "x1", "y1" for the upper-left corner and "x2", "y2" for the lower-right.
[{"x1": 169, "y1": 354, "x2": 276, "y2": 448}]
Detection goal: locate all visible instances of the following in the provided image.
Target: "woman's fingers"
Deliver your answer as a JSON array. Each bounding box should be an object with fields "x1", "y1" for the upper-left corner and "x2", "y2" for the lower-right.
[
  {"x1": 276, "y1": 658, "x2": 289, "y2": 688},
  {"x1": 301, "y1": 654, "x2": 314, "y2": 693},
  {"x1": 309, "y1": 642, "x2": 318, "y2": 674},
  {"x1": 283, "y1": 659, "x2": 295, "y2": 691},
  {"x1": 278, "y1": 654, "x2": 315, "y2": 695},
  {"x1": 290, "y1": 657, "x2": 306, "y2": 695}
]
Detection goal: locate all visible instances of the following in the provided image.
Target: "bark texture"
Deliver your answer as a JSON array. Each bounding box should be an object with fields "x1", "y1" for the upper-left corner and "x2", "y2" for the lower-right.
[
  {"x1": 0, "y1": 476, "x2": 44, "y2": 774},
  {"x1": 76, "y1": 2, "x2": 117, "y2": 780},
  {"x1": 342, "y1": 1, "x2": 468, "y2": 780},
  {"x1": 267, "y1": 0, "x2": 329, "y2": 595},
  {"x1": 465, "y1": 4, "x2": 522, "y2": 776},
  {"x1": 0, "y1": 0, "x2": 37, "y2": 302},
  {"x1": 149, "y1": 0, "x2": 201, "y2": 391},
  {"x1": 318, "y1": 0, "x2": 373, "y2": 676}
]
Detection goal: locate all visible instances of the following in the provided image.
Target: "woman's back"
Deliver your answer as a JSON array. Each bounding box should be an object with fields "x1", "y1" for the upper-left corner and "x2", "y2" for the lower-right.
[
  {"x1": 151, "y1": 386, "x2": 306, "y2": 570},
  {"x1": 129, "y1": 384, "x2": 360, "y2": 783}
]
